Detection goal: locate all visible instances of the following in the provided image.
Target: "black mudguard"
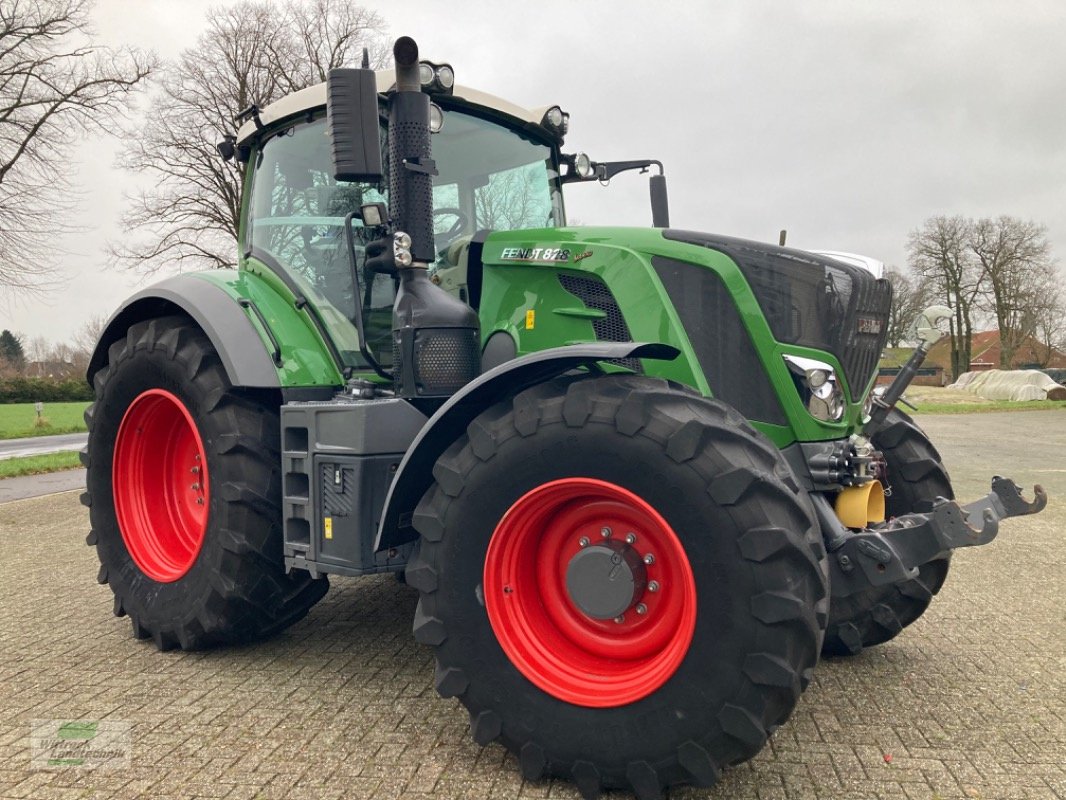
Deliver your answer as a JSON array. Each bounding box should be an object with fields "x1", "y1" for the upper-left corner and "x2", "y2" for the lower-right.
[
  {"x1": 87, "y1": 275, "x2": 281, "y2": 389},
  {"x1": 373, "y1": 342, "x2": 679, "y2": 551}
]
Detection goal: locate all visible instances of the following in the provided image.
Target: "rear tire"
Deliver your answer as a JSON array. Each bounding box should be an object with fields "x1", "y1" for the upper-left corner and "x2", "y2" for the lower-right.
[
  {"x1": 407, "y1": 375, "x2": 828, "y2": 798},
  {"x1": 822, "y1": 409, "x2": 953, "y2": 656},
  {"x1": 82, "y1": 316, "x2": 327, "y2": 650}
]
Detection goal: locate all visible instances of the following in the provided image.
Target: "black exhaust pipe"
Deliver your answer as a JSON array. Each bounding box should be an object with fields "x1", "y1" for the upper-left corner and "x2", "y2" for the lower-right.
[
  {"x1": 388, "y1": 36, "x2": 435, "y2": 264},
  {"x1": 387, "y1": 36, "x2": 481, "y2": 398}
]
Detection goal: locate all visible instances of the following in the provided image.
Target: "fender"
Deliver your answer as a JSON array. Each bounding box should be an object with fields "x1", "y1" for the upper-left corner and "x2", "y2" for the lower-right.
[
  {"x1": 374, "y1": 341, "x2": 679, "y2": 551},
  {"x1": 87, "y1": 270, "x2": 347, "y2": 395},
  {"x1": 88, "y1": 274, "x2": 281, "y2": 388}
]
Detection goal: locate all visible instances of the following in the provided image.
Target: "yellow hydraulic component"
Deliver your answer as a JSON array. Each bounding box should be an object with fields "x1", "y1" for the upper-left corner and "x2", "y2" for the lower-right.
[{"x1": 834, "y1": 480, "x2": 886, "y2": 529}]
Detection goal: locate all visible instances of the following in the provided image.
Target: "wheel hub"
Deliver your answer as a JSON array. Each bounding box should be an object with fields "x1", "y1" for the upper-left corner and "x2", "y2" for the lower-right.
[
  {"x1": 113, "y1": 389, "x2": 209, "y2": 583},
  {"x1": 483, "y1": 478, "x2": 697, "y2": 708},
  {"x1": 565, "y1": 541, "x2": 647, "y2": 619}
]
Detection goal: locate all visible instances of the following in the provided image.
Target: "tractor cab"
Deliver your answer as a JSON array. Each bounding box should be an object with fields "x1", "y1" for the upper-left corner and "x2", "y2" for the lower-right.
[{"x1": 236, "y1": 72, "x2": 571, "y2": 371}]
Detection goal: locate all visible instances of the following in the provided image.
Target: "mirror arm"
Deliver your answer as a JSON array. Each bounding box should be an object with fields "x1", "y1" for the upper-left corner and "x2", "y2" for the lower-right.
[{"x1": 595, "y1": 159, "x2": 664, "y2": 181}]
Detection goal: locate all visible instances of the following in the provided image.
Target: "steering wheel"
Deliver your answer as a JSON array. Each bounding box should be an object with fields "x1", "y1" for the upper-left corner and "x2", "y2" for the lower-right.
[{"x1": 433, "y1": 207, "x2": 470, "y2": 250}]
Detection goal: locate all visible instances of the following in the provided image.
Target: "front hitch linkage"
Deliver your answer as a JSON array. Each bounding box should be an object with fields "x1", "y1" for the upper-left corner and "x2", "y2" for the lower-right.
[{"x1": 828, "y1": 477, "x2": 1047, "y2": 598}]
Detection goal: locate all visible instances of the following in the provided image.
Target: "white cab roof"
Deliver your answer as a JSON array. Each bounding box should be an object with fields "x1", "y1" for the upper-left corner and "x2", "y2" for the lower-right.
[{"x1": 236, "y1": 69, "x2": 548, "y2": 145}]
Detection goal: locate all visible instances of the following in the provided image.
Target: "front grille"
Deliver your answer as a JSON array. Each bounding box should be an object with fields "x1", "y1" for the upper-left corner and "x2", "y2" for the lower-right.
[
  {"x1": 651, "y1": 257, "x2": 788, "y2": 425},
  {"x1": 557, "y1": 273, "x2": 642, "y2": 373},
  {"x1": 841, "y1": 276, "x2": 892, "y2": 401},
  {"x1": 663, "y1": 231, "x2": 891, "y2": 400}
]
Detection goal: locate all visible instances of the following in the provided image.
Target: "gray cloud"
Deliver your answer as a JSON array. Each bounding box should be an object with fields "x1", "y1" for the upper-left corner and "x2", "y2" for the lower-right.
[{"x1": 6, "y1": 0, "x2": 1064, "y2": 342}]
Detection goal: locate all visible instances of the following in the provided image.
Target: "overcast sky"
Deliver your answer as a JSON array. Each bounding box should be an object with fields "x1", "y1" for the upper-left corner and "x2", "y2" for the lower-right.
[{"x1": 4, "y1": 0, "x2": 1065, "y2": 344}]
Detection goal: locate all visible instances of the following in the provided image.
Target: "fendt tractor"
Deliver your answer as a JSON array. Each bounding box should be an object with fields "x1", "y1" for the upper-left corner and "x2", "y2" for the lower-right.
[{"x1": 83, "y1": 37, "x2": 1047, "y2": 798}]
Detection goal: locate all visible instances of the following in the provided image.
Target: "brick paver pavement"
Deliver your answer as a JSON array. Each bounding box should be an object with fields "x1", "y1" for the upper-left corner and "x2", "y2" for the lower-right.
[{"x1": 1, "y1": 410, "x2": 1063, "y2": 799}]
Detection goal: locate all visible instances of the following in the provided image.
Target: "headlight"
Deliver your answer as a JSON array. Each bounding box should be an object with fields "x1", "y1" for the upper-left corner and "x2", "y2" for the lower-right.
[
  {"x1": 807, "y1": 368, "x2": 829, "y2": 389},
  {"x1": 783, "y1": 355, "x2": 846, "y2": 422}
]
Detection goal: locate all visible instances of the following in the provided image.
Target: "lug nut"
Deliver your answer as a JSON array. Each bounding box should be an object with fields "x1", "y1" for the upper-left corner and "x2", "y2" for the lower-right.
[
  {"x1": 644, "y1": 554, "x2": 655, "y2": 565},
  {"x1": 625, "y1": 532, "x2": 637, "y2": 545},
  {"x1": 190, "y1": 482, "x2": 201, "y2": 491},
  {"x1": 635, "y1": 603, "x2": 648, "y2": 615},
  {"x1": 600, "y1": 526, "x2": 612, "y2": 538},
  {"x1": 196, "y1": 497, "x2": 204, "y2": 505},
  {"x1": 648, "y1": 580, "x2": 660, "y2": 593},
  {"x1": 190, "y1": 466, "x2": 200, "y2": 474},
  {"x1": 613, "y1": 615, "x2": 624, "y2": 624},
  {"x1": 578, "y1": 536, "x2": 590, "y2": 548}
]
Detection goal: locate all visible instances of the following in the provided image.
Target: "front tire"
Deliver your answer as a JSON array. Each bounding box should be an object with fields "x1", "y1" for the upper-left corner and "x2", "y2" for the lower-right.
[
  {"x1": 406, "y1": 376, "x2": 828, "y2": 798},
  {"x1": 82, "y1": 316, "x2": 327, "y2": 650},
  {"x1": 822, "y1": 408, "x2": 953, "y2": 656}
]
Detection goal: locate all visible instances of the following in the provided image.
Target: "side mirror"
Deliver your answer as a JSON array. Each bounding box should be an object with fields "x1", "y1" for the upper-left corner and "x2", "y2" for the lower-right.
[{"x1": 327, "y1": 67, "x2": 384, "y2": 184}]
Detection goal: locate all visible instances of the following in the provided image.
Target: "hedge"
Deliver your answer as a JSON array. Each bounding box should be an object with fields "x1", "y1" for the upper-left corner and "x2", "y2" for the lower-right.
[{"x1": 0, "y1": 377, "x2": 93, "y2": 403}]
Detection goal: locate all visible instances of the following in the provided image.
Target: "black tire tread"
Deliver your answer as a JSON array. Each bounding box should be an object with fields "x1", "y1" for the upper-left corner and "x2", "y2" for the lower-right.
[
  {"x1": 83, "y1": 315, "x2": 327, "y2": 650},
  {"x1": 822, "y1": 408, "x2": 953, "y2": 656},
  {"x1": 408, "y1": 375, "x2": 829, "y2": 797}
]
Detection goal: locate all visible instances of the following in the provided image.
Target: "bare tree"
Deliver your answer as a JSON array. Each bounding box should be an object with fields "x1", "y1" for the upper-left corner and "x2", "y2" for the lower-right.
[
  {"x1": 1025, "y1": 269, "x2": 1066, "y2": 364},
  {"x1": 884, "y1": 267, "x2": 931, "y2": 348},
  {"x1": 969, "y1": 216, "x2": 1055, "y2": 367},
  {"x1": 907, "y1": 216, "x2": 984, "y2": 380},
  {"x1": 69, "y1": 310, "x2": 108, "y2": 373},
  {"x1": 0, "y1": 0, "x2": 153, "y2": 293},
  {"x1": 474, "y1": 167, "x2": 553, "y2": 231},
  {"x1": 71, "y1": 311, "x2": 107, "y2": 353},
  {"x1": 113, "y1": 0, "x2": 387, "y2": 274},
  {"x1": 22, "y1": 333, "x2": 48, "y2": 375}
]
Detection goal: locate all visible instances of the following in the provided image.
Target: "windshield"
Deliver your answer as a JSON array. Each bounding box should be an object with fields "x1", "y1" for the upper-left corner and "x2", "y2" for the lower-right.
[
  {"x1": 246, "y1": 107, "x2": 561, "y2": 368},
  {"x1": 431, "y1": 110, "x2": 563, "y2": 238}
]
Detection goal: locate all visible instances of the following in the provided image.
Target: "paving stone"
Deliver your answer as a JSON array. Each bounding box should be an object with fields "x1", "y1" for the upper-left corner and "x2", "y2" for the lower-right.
[{"x1": 0, "y1": 411, "x2": 1063, "y2": 799}]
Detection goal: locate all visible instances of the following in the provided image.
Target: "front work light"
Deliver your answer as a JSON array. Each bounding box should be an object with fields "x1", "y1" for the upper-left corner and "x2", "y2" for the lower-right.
[
  {"x1": 429, "y1": 103, "x2": 444, "y2": 133},
  {"x1": 574, "y1": 152, "x2": 594, "y2": 178},
  {"x1": 541, "y1": 105, "x2": 570, "y2": 139},
  {"x1": 783, "y1": 355, "x2": 846, "y2": 422},
  {"x1": 418, "y1": 60, "x2": 455, "y2": 95}
]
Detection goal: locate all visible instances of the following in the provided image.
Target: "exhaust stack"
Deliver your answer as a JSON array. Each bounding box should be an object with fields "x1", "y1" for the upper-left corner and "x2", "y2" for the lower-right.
[{"x1": 387, "y1": 36, "x2": 481, "y2": 398}]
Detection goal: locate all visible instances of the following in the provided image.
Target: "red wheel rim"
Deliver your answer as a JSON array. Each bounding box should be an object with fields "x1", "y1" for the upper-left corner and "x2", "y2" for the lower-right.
[
  {"x1": 484, "y1": 478, "x2": 697, "y2": 707},
  {"x1": 112, "y1": 389, "x2": 209, "y2": 582}
]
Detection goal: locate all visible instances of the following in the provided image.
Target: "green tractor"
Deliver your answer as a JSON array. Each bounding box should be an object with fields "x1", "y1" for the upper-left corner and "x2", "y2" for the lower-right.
[{"x1": 83, "y1": 37, "x2": 1046, "y2": 798}]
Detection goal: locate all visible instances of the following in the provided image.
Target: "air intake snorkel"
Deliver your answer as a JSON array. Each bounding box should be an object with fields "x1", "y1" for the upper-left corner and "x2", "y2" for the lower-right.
[{"x1": 384, "y1": 36, "x2": 481, "y2": 398}]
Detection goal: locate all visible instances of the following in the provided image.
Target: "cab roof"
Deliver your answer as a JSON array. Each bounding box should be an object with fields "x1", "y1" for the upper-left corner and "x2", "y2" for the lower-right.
[{"x1": 235, "y1": 68, "x2": 549, "y2": 146}]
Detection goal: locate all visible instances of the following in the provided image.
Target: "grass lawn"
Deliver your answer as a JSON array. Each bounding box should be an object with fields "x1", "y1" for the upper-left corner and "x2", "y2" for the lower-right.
[
  {"x1": 0, "y1": 402, "x2": 90, "y2": 439},
  {"x1": 0, "y1": 451, "x2": 82, "y2": 479},
  {"x1": 904, "y1": 386, "x2": 1066, "y2": 415}
]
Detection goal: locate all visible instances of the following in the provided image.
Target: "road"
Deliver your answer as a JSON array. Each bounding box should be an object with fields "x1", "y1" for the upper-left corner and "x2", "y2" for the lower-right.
[
  {"x1": 0, "y1": 432, "x2": 87, "y2": 459},
  {"x1": 0, "y1": 410, "x2": 1063, "y2": 800}
]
